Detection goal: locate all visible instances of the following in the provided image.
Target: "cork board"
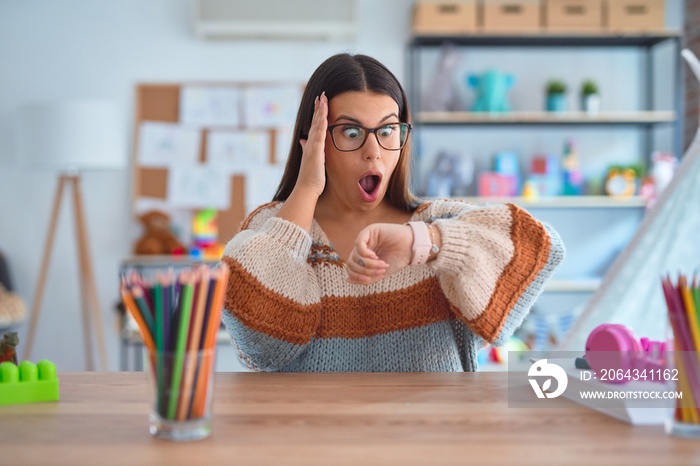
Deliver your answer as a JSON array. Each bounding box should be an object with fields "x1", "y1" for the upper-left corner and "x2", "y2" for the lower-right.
[{"x1": 132, "y1": 82, "x2": 301, "y2": 243}]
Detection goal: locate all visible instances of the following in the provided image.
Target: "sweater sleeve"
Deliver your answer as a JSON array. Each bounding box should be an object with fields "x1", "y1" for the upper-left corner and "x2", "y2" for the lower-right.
[
  {"x1": 426, "y1": 200, "x2": 565, "y2": 347},
  {"x1": 220, "y1": 202, "x2": 322, "y2": 371}
]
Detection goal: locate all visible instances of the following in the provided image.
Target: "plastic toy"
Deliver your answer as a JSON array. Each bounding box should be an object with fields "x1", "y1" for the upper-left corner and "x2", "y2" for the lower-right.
[
  {"x1": 527, "y1": 154, "x2": 561, "y2": 197},
  {"x1": 561, "y1": 139, "x2": 584, "y2": 195},
  {"x1": 0, "y1": 359, "x2": 59, "y2": 405},
  {"x1": 467, "y1": 70, "x2": 514, "y2": 113},
  {"x1": 521, "y1": 180, "x2": 539, "y2": 200},
  {"x1": 191, "y1": 209, "x2": 224, "y2": 259},
  {"x1": 425, "y1": 151, "x2": 474, "y2": 197},
  {"x1": 488, "y1": 336, "x2": 529, "y2": 364},
  {"x1": 192, "y1": 209, "x2": 218, "y2": 248},
  {"x1": 584, "y1": 323, "x2": 665, "y2": 385},
  {"x1": 478, "y1": 172, "x2": 512, "y2": 197},
  {"x1": 493, "y1": 151, "x2": 520, "y2": 196},
  {"x1": 0, "y1": 331, "x2": 19, "y2": 364}
]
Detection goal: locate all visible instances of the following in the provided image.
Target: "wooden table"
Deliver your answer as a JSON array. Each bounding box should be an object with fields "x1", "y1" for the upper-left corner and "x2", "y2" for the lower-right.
[{"x1": 1, "y1": 372, "x2": 697, "y2": 465}]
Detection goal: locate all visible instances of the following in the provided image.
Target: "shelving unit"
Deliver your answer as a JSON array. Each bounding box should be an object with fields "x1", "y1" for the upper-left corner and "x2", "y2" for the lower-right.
[
  {"x1": 408, "y1": 32, "x2": 684, "y2": 158},
  {"x1": 407, "y1": 32, "x2": 683, "y2": 347}
]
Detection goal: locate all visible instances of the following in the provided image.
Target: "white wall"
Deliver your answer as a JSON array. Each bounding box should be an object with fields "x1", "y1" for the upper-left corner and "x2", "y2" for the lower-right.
[
  {"x1": 0, "y1": 0, "x2": 684, "y2": 371},
  {"x1": 0, "y1": 0, "x2": 411, "y2": 371}
]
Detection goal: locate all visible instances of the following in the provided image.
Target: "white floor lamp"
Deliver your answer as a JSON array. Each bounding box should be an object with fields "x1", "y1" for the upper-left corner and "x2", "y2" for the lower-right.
[{"x1": 16, "y1": 101, "x2": 126, "y2": 370}]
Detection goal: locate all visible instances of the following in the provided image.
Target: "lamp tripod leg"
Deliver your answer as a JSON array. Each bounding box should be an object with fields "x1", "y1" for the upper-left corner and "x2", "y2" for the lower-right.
[
  {"x1": 72, "y1": 176, "x2": 108, "y2": 371},
  {"x1": 24, "y1": 175, "x2": 68, "y2": 362}
]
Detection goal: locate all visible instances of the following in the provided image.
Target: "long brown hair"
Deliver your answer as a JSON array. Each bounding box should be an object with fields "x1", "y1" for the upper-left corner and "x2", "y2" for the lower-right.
[{"x1": 273, "y1": 53, "x2": 418, "y2": 211}]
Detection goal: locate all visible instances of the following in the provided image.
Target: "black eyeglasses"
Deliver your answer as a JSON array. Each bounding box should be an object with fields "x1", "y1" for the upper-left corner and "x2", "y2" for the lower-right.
[{"x1": 327, "y1": 122, "x2": 412, "y2": 152}]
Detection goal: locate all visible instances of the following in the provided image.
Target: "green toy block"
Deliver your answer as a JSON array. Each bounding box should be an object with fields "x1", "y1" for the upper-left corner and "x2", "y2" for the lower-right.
[{"x1": 0, "y1": 360, "x2": 60, "y2": 405}]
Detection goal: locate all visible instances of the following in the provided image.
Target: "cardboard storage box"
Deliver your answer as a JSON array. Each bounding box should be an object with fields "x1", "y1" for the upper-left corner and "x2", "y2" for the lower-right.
[
  {"x1": 482, "y1": 0, "x2": 542, "y2": 33},
  {"x1": 413, "y1": 0, "x2": 479, "y2": 34},
  {"x1": 545, "y1": 0, "x2": 603, "y2": 31},
  {"x1": 607, "y1": 0, "x2": 665, "y2": 32}
]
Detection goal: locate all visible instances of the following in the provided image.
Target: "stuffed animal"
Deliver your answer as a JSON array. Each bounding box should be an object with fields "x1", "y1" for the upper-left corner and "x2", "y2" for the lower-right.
[
  {"x1": 134, "y1": 210, "x2": 186, "y2": 255},
  {"x1": 467, "y1": 70, "x2": 514, "y2": 113},
  {"x1": 651, "y1": 151, "x2": 677, "y2": 195},
  {"x1": 641, "y1": 152, "x2": 677, "y2": 208}
]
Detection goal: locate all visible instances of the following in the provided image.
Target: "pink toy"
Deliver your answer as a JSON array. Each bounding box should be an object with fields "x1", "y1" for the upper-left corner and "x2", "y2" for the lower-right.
[
  {"x1": 478, "y1": 172, "x2": 512, "y2": 197},
  {"x1": 585, "y1": 323, "x2": 666, "y2": 384}
]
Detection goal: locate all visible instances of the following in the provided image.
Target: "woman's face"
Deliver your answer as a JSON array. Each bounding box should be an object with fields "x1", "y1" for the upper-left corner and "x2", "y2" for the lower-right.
[{"x1": 323, "y1": 90, "x2": 402, "y2": 211}]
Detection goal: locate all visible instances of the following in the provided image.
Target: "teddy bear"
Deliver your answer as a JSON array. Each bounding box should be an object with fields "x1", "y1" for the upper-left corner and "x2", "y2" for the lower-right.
[{"x1": 133, "y1": 210, "x2": 186, "y2": 255}]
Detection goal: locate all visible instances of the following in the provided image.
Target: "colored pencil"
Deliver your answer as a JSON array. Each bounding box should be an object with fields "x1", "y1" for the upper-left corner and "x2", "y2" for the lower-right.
[
  {"x1": 167, "y1": 272, "x2": 195, "y2": 420},
  {"x1": 192, "y1": 264, "x2": 229, "y2": 417},
  {"x1": 130, "y1": 285, "x2": 154, "y2": 335},
  {"x1": 178, "y1": 268, "x2": 211, "y2": 420},
  {"x1": 120, "y1": 285, "x2": 155, "y2": 351}
]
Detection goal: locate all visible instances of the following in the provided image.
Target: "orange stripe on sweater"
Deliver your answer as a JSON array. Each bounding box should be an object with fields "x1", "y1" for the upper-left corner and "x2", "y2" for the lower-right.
[
  {"x1": 317, "y1": 277, "x2": 454, "y2": 339},
  {"x1": 464, "y1": 204, "x2": 551, "y2": 342}
]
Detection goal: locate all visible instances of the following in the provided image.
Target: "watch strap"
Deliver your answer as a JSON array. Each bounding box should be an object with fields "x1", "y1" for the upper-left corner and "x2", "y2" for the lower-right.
[{"x1": 407, "y1": 221, "x2": 432, "y2": 265}]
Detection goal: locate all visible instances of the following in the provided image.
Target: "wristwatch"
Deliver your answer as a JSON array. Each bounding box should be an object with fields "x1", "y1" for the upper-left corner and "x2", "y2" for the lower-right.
[{"x1": 407, "y1": 221, "x2": 433, "y2": 265}]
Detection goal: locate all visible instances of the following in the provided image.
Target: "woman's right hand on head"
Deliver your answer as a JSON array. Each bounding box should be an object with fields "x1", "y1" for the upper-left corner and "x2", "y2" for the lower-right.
[{"x1": 296, "y1": 92, "x2": 328, "y2": 199}]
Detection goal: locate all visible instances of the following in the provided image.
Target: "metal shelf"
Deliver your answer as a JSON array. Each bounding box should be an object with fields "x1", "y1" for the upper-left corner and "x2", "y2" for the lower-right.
[
  {"x1": 416, "y1": 111, "x2": 676, "y2": 126},
  {"x1": 453, "y1": 195, "x2": 647, "y2": 209},
  {"x1": 410, "y1": 31, "x2": 683, "y2": 48}
]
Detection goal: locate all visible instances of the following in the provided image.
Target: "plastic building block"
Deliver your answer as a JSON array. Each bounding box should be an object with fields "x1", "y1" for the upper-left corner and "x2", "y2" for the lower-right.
[{"x1": 0, "y1": 360, "x2": 59, "y2": 405}]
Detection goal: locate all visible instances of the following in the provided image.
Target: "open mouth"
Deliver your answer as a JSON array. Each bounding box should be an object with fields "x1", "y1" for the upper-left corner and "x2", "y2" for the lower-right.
[
  {"x1": 359, "y1": 174, "x2": 381, "y2": 194},
  {"x1": 357, "y1": 172, "x2": 382, "y2": 203}
]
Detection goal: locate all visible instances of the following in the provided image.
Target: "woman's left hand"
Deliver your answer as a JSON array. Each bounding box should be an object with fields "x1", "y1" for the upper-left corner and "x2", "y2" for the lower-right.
[{"x1": 345, "y1": 223, "x2": 414, "y2": 285}]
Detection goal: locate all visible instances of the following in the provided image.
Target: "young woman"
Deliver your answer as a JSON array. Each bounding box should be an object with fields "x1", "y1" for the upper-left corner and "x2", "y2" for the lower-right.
[{"x1": 221, "y1": 53, "x2": 565, "y2": 372}]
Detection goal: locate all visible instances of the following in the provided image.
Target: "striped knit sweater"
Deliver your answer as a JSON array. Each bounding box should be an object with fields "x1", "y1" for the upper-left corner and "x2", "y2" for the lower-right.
[{"x1": 221, "y1": 199, "x2": 565, "y2": 372}]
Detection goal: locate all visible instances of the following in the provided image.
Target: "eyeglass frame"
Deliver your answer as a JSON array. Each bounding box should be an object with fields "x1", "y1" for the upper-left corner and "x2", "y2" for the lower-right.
[{"x1": 326, "y1": 122, "x2": 412, "y2": 152}]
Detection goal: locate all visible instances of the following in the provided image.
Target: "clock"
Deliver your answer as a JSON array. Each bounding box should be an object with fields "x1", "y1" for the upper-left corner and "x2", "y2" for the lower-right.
[{"x1": 604, "y1": 167, "x2": 636, "y2": 197}]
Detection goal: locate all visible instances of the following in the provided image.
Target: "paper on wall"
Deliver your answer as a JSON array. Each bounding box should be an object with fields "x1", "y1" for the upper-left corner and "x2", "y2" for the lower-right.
[
  {"x1": 167, "y1": 163, "x2": 231, "y2": 209},
  {"x1": 244, "y1": 163, "x2": 286, "y2": 214},
  {"x1": 179, "y1": 86, "x2": 241, "y2": 127},
  {"x1": 138, "y1": 122, "x2": 201, "y2": 167},
  {"x1": 274, "y1": 128, "x2": 293, "y2": 165},
  {"x1": 206, "y1": 130, "x2": 270, "y2": 169},
  {"x1": 243, "y1": 85, "x2": 302, "y2": 128}
]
